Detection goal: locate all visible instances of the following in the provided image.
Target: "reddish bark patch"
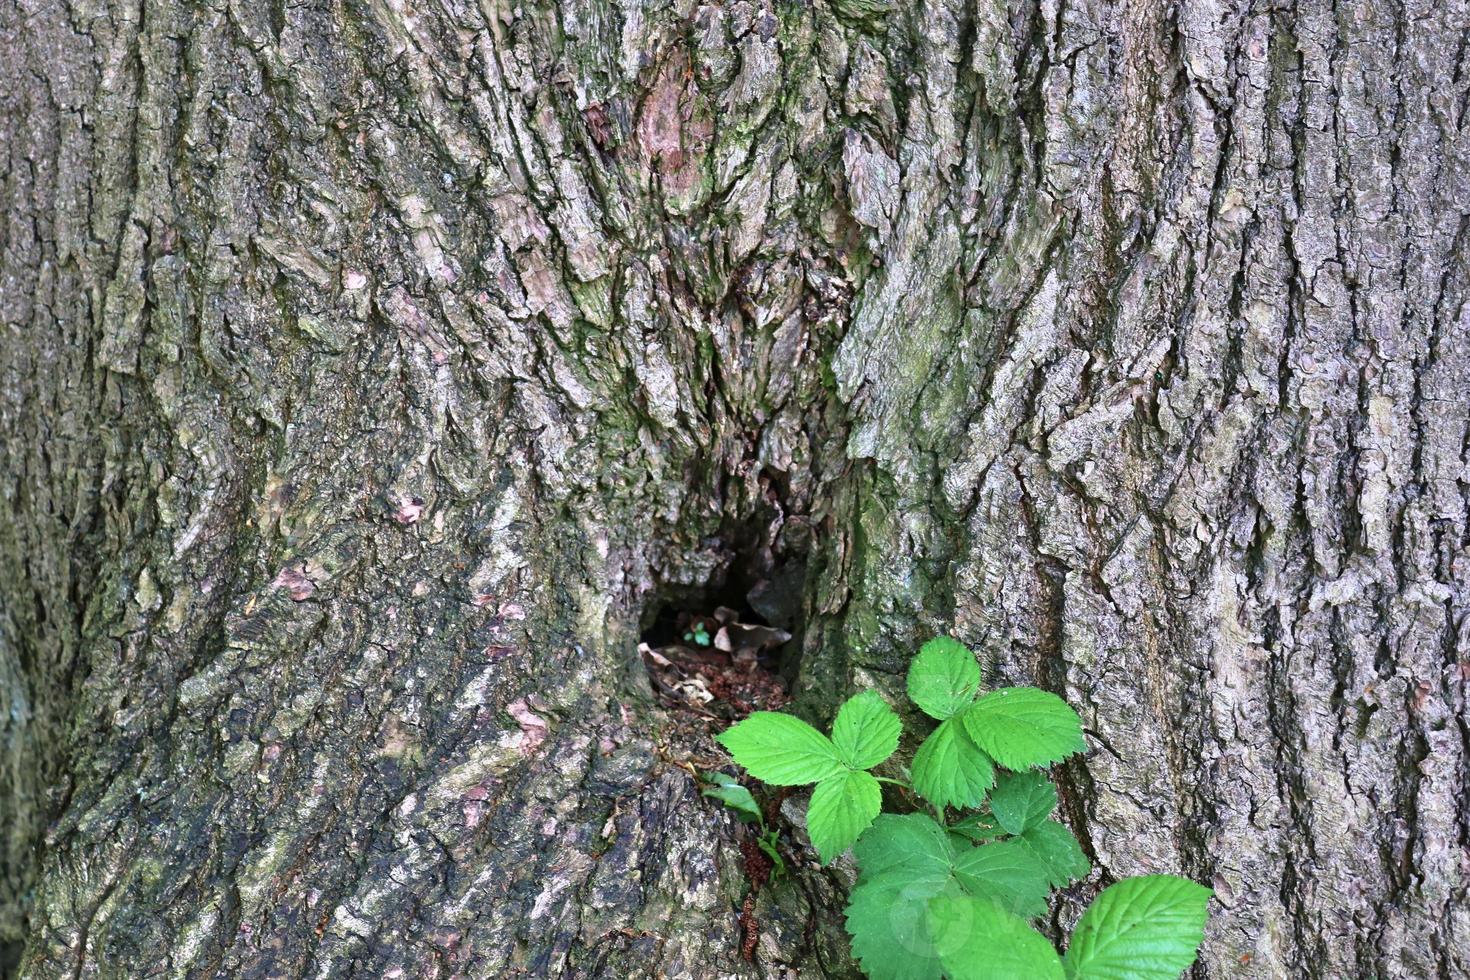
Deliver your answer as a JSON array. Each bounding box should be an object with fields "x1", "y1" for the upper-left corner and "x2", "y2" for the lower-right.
[
  {"x1": 635, "y1": 52, "x2": 710, "y2": 201},
  {"x1": 393, "y1": 496, "x2": 425, "y2": 524},
  {"x1": 506, "y1": 699, "x2": 550, "y2": 753},
  {"x1": 584, "y1": 102, "x2": 612, "y2": 149},
  {"x1": 272, "y1": 564, "x2": 317, "y2": 601}
]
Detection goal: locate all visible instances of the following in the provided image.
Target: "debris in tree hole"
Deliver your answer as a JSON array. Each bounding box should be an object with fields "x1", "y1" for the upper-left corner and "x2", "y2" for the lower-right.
[{"x1": 641, "y1": 605, "x2": 790, "y2": 720}]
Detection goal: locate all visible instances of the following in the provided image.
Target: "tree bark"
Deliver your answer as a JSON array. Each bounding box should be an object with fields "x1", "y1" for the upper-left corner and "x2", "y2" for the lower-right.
[{"x1": 3, "y1": 0, "x2": 1468, "y2": 976}]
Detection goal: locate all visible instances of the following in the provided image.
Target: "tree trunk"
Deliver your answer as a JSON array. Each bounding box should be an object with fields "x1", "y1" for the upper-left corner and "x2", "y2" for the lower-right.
[{"x1": 3, "y1": 0, "x2": 1468, "y2": 976}]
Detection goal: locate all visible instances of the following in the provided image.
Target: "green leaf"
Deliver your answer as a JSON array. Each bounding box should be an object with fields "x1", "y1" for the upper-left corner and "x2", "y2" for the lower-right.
[
  {"x1": 717, "y1": 712, "x2": 845, "y2": 786},
  {"x1": 1018, "y1": 820, "x2": 1091, "y2": 888},
  {"x1": 950, "y1": 810, "x2": 1006, "y2": 843},
  {"x1": 831, "y1": 691, "x2": 902, "y2": 770},
  {"x1": 1064, "y1": 875, "x2": 1212, "y2": 980},
  {"x1": 907, "y1": 636, "x2": 982, "y2": 720},
  {"x1": 928, "y1": 896, "x2": 1066, "y2": 980},
  {"x1": 989, "y1": 769, "x2": 1057, "y2": 835},
  {"x1": 700, "y1": 772, "x2": 763, "y2": 824},
  {"x1": 757, "y1": 831, "x2": 786, "y2": 878},
  {"x1": 846, "y1": 874, "x2": 953, "y2": 980},
  {"x1": 806, "y1": 769, "x2": 882, "y2": 864},
  {"x1": 952, "y1": 839, "x2": 1052, "y2": 919},
  {"x1": 962, "y1": 687, "x2": 1085, "y2": 770},
  {"x1": 911, "y1": 717, "x2": 996, "y2": 809},
  {"x1": 853, "y1": 813, "x2": 955, "y2": 886}
]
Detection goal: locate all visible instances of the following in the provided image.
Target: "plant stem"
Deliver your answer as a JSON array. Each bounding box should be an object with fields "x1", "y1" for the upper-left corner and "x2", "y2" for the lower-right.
[{"x1": 872, "y1": 775, "x2": 914, "y2": 791}]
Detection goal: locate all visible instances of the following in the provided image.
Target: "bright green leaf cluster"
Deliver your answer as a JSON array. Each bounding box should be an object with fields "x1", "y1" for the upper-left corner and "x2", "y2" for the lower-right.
[
  {"x1": 717, "y1": 689, "x2": 900, "y2": 863},
  {"x1": 715, "y1": 635, "x2": 1212, "y2": 980}
]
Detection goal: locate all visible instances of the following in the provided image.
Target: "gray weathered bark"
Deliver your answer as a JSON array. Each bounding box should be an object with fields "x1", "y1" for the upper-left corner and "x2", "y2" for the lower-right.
[{"x1": 3, "y1": 0, "x2": 1468, "y2": 976}]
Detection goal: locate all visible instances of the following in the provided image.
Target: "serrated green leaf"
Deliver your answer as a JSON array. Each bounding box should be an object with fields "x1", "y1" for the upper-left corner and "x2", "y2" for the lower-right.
[
  {"x1": 952, "y1": 839, "x2": 1052, "y2": 919},
  {"x1": 700, "y1": 772, "x2": 763, "y2": 824},
  {"x1": 831, "y1": 691, "x2": 902, "y2": 770},
  {"x1": 907, "y1": 636, "x2": 983, "y2": 720},
  {"x1": 989, "y1": 769, "x2": 1057, "y2": 835},
  {"x1": 1018, "y1": 820, "x2": 1091, "y2": 888},
  {"x1": 807, "y1": 769, "x2": 882, "y2": 864},
  {"x1": 853, "y1": 813, "x2": 955, "y2": 886},
  {"x1": 912, "y1": 717, "x2": 996, "y2": 809},
  {"x1": 717, "y1": 712, "x2": 845, "y2": 786},
  {"x1": 962, "y1": 687, "x2": 1085, "y2": 769},
  {"x1": 950, "y1": 810, "x2": 1006, "y2": 843},
  {"x1": 1064, "y1": 875, "x2": 1211, "y2": 980},
  {"x1": 928, "y1": 896, "x2": 1066, "y2": 980},
  {"x1": 846, "y1": 875, "x2": 953, "y2": 980}
]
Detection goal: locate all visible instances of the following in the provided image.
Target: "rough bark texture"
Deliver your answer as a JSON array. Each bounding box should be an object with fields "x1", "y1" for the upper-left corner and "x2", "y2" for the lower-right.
[{"x1": 3, "y1": 0, "x2": 1468, "y2": 976}]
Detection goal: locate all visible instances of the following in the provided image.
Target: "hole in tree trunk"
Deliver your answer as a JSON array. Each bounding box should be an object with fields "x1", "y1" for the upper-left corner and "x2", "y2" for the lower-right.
[{"x1": 638, "y1": 481, "x2": 810, "y2": 719}]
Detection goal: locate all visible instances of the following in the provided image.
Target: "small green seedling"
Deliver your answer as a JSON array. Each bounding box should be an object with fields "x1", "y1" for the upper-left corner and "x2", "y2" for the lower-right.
[
  {"x1": 715, "y1": 636, "x2": 1212, "y2": 980},
  {"x1": 702, "y1": 771, "x2": 785, "y2": 877},
  {"x1": 684, "y1": 620, "x2": 712, "y2": 646}
]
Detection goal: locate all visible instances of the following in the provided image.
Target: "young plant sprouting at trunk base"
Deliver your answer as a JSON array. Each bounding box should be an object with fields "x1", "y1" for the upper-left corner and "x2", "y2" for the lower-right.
[
  {"x1": 714, "y1": 637, "x2": 1212, "y2": 980},
  {"x1": 700, "y1": 772, "x2": 787, "y2": 877}
]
